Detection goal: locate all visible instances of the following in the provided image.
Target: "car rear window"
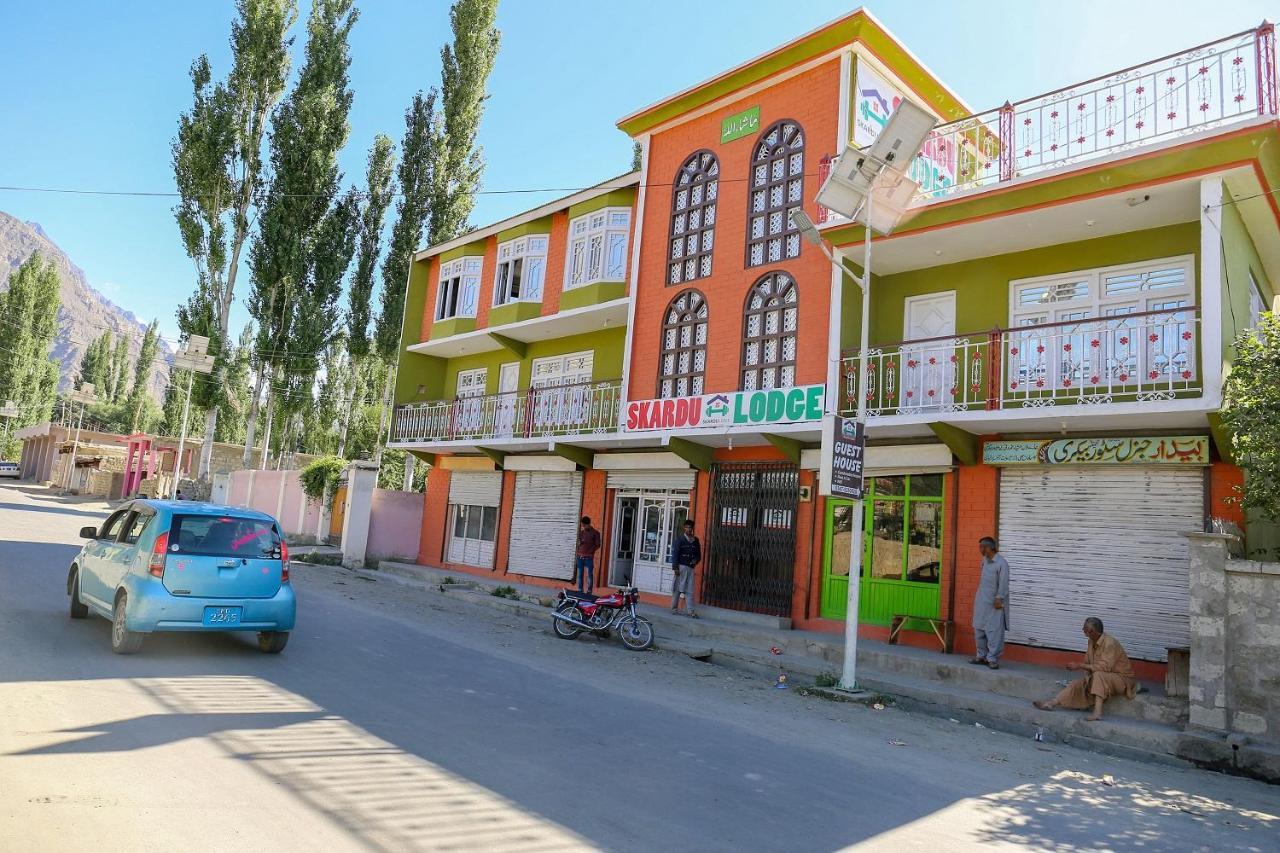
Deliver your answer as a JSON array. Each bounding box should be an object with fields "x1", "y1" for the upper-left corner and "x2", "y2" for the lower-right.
[{"x1": 170, "y1": 514, "x2": 281, "y2": 558}]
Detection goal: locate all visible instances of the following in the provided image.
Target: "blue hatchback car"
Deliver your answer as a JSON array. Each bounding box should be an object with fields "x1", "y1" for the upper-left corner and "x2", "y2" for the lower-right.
[{"x1": 67, "y1": 499, "x2": 296, "y2": 654}]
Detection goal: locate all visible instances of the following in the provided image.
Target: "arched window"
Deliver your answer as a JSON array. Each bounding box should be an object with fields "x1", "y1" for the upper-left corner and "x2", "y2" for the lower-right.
[
  {"x1": 658, "y1": 289, "x2": 709, "y2": 398},
  {"x1": 741, "y1": 272, "x2": 798, "y2": 391},
  {"x1": 668, "y1": 150, "x2": 718, "y2": 285},
  {"x1": 746, "y1": 120, "x2": 805, "y2": 268}
]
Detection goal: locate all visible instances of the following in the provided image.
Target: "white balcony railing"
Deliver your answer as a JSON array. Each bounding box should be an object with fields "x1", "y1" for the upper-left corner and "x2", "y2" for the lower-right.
[
  {"x1": 391, "y1": 380, "x2": 622, "y2": 444},
  {"x1": 840, "y1": 307, "x2": 1201, "y2": 417},
  {"x1": 818, "y1": 24, "x2": 1277, "y2": 215}
]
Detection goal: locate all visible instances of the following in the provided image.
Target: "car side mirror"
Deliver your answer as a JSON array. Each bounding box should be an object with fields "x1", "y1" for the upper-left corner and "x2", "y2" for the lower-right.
[{"x1": 80, "y1": 526, "x2": 97, "y2": 539}]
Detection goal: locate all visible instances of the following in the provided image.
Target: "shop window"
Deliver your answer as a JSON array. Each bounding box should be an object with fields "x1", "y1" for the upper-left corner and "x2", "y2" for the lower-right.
[
  {"x1": 566, "y1": 207, "x2": 631, "y2": 289},
  {"x1": 668, "y1": 150, "x2": 718, "y2": 284},
  {"x1": 658, "y1": 289, "x2": 708, "y2": 398},
  {"x1": 746, "y1": 119, "x2": 804, "y2": 268},
  {"x1": 860, "y1": 475, "x2": 944, "y2": 584},
  {"x1": 494, "y1": 235, "x2": 548, "y2": 306},
  {"x1": 741, "y1": 271, "x2": 798, "y2": 391},
  {"x1": 451, "y1": 505, "x2": 498, "y2": 544}
]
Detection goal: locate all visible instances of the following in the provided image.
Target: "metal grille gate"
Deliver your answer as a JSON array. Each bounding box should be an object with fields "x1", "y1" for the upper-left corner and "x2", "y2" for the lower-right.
[{"x1": 703, "y1": 462, "x2": 799, "y2": 616}]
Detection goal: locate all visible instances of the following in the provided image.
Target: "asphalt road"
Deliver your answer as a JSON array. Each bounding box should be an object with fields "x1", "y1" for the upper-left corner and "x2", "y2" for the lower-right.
[{"x1": 0, "y1": 482, "x2": 1277, "y2": 852}]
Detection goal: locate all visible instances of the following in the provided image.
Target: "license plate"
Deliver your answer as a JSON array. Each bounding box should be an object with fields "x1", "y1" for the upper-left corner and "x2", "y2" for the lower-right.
[{"x1": 202, "y1": 606, "x2": 242, "y2": 626}]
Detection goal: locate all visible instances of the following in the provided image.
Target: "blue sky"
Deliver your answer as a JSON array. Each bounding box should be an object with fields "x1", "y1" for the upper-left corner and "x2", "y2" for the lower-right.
[{"x1": 0, "y1": 0, "x2": 1272, "y2": 345}]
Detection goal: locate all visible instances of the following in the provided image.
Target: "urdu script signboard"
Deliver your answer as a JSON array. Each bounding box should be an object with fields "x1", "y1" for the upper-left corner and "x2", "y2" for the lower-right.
[{"x1": 981, "y1": 436, "x2": 1210, "y2": 466}]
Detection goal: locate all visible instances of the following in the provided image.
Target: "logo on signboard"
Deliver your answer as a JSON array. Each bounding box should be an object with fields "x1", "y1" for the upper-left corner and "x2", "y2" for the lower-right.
[
  {"x1": 705, "y1": 394, "x2": 731, "y2": 417},
  {"x1": 624, "y1": 386, "x2": 825, "y2": 432},
  {"x1": 829, "y1": 416, "x2": 866, "y2": 500}
]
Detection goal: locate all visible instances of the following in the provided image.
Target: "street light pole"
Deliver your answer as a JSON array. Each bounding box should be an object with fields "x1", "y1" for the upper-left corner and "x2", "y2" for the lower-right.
[{"x1": 171, "y1": 335, "x2": 215, "y2": 500}]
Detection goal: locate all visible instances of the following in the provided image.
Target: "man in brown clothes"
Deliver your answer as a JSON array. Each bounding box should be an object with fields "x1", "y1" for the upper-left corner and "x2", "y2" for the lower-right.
[{"x1": 1033, "y1": 617, "x2": 1136, "y2": 722}]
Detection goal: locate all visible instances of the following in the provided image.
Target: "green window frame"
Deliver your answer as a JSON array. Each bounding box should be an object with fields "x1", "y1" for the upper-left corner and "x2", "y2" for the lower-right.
[{"x1": 862, "y1": 474, "x2": 944, "y2": 585}]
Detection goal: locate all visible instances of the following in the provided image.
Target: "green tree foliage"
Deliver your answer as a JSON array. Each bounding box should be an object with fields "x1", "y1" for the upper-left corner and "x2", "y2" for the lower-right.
[
  {"x1": 349, "y1": 135, "x2": 396, "y2": 361},
  {"x1": 162, "y1": 368, "x2": 200, "y2": 438},
  {"x1": 427, "y1": 0, "x2": 500, "y2": 246},
  {"x1": 125, "y1": 321, "x2": 160, "y2": 431},
  {"x1": 1222, "y1": 312, "x2": 1280, "y2": 522},
  {"x1": 107, "y1": 334, "x2": 130, "y2": 403},
  {"x1": 0, "y1": 254, "x2": 61, "y2": 458},
  {"x1": 247, "y1": 0, "x2": 358, "y2": 464},
  {"x1": 631, "y1": 140, "x2": 642, "y2": 172},
  {"x1": 378, "y1": 448, "x2": 426, "y2": 492},
  {"x1": 299, "y1": 454, "x2": 345, "y2": 503},
  {"x1": 216, "y1": 325, "x2": 254, "y2": 445},
  {"x1": 172, "y1": 0, "x2": 297, "y2": 475},
  {"x1": 77, "y1": 332, "x2": 113, "y2": 392}
]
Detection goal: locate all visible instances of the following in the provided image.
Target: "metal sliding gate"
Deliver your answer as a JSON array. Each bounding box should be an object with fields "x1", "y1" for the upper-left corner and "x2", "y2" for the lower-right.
[{"x1": 703, "y1": 462, "x2": 799, "y2": 617}]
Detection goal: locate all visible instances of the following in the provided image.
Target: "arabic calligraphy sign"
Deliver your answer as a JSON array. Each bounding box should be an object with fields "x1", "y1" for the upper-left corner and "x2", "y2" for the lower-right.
[{"x1": 981, "y1": 436, "x2": 1209, "y2": 466}]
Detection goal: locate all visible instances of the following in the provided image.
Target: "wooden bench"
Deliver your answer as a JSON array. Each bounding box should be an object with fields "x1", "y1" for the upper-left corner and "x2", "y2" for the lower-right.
[{"x1": 889, "y1": 614, "x2": 955, "y2": 653}]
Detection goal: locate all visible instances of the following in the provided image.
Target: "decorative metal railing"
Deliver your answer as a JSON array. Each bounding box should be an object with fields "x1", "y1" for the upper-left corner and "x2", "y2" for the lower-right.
[
  {"x1": 840, "y1": 307, "x2": 1201, "y2": 417},
  {"x1": 391, "y1": 379, "x2": 622, "y2": 444},
  {"x1": 817, "y1": 25, "x2": 1276, "y2": 218}
]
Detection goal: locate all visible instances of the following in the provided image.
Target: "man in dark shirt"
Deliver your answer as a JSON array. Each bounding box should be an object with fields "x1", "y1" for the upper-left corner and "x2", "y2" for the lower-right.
[
  {"x1": 670, "y1": 519, "x2": 701, "y2": 618},
  {"x1": 575, "y1": 516, "x2": 601, "y2": 594}
]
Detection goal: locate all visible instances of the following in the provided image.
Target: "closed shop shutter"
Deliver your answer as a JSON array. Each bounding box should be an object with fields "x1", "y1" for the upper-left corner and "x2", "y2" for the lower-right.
[
  {"x1": 448, "y1": 471, "x2": 502, "y2": 507},
  {"x1": 606, "y1": 470, "x2": 696, "y2": 491},
  {"x1": 508, "y1": 472, "x2": 583, "y2": 580},
  {"x1": 998, "y1": 466, "x2": 1203, "y2": 662}
]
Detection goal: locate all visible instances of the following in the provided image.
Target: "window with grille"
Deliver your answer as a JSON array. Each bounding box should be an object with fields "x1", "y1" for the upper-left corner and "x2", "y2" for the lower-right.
[
  {"x1": 494, "y1": 235, "x2": 548, "y2": 306},
  {"x1": 658, "y1": 289, "x2": 708, "y2": 398},
  {"x1": 746, "y1": 120, "x2": 805, "y2": 268},
  {"x1": 565, "y1": 207, "x2": 631, "y2": 289},
  {"x1": 741, "y1": 271, "x2": 798, "y2": 391},
  {"x1": 668, "y1": 151, "x2": 718, "y2": 285},
  {"x1": 436, "y1": 256, "x2": 482, "y2": 320}
]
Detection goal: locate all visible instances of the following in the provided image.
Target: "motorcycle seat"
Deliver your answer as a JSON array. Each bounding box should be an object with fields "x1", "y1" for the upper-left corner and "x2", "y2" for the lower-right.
[{"x1": 563, "y1": 590, "x2": 598, "y2": 602}]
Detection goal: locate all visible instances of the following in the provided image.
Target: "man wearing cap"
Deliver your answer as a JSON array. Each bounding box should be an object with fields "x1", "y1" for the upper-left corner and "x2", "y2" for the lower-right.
[{"x1": 971, "y1": 536, "x2": 1010, "y2": 670}]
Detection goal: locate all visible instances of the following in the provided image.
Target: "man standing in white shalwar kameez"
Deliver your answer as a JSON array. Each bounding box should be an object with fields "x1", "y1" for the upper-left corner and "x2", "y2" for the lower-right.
[{"x1": 970, "y1": 536, "x2": 1010, "y2": 670}]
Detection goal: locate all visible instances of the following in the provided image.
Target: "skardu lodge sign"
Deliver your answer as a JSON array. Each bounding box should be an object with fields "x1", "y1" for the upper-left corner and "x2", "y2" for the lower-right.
[{"x1": 625, "y1": 385, "x2": 825, "y2": 432}]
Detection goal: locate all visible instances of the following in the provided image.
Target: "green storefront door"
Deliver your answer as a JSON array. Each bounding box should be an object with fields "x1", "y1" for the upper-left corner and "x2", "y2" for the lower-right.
[{"x1": 821, "y1": 474, "x2": 945, "y2": 625}]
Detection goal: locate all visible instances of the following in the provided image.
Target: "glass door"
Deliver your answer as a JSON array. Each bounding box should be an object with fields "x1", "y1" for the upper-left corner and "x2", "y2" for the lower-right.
[
  {"x1": 630, "y1": 494, "x2": 689, "y2": 595},
  {"x1": 609, "y1": 496, "x2": 637, "y2": 587}
]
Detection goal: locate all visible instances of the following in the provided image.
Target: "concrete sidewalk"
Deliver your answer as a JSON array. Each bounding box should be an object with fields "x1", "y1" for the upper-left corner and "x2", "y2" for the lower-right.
[{"x1": 358, "y1": 560, "x2": 1278, "y2": 781}]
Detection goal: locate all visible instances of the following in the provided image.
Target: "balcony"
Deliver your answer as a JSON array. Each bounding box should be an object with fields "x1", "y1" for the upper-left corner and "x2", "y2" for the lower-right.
[
  {"x1": 840, "y1": 307, "x2": 1202, "y2": 420},
  {"x1": 819, "y1": 25, "x2": 1276, "y2": 216},
  {"x1": 391, "y1": 380, "x2": 622, "y2": 445}
]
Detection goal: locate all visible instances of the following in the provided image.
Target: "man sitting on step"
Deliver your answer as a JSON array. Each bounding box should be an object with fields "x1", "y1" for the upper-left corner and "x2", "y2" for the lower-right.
[{"x1": 1033, "y1": 616, "x2": 1137, "y2": 722}]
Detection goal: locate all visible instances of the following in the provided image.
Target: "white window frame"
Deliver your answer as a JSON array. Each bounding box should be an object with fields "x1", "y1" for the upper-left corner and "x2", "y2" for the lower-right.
[
  {"x1": 455, "y1": 367, "x2": 488, "y2": 398},
  {"x1": 494, "y1": 235, "x2": 549, "y2": 307},
  {"x1": 529, "y1": 351, "x2": 594, "y2": 389},
  {"x1": 1248, "y1": 268, "x2": 1269, "y2": 328},
  {"x1": 1008, "y1": 255, "x2": 1196, "y2": 327},
  {"x1": 436, "y1": 256, "x2": 483, "y2": 321},
  {"x1": 564, "y1": 207, "x2": 631, "y2": 290}
]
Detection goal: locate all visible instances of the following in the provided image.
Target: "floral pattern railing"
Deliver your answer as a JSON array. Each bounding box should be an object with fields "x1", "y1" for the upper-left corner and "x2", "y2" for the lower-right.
[
  {"x1": 391, "y1": 380, "x2": 622, "y2": 444},
  {"x1": 841, "y1": 308, "x2": 1201, "y2": 416}
]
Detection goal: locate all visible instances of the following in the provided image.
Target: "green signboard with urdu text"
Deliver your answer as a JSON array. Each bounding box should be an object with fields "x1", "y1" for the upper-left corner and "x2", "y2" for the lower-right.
[
  {"x1": 720, "y1": 106, "x2": 761, "y2": 144},
  {"x1": 981, "y1": 436, "x2": 1209, "y2": 466}
]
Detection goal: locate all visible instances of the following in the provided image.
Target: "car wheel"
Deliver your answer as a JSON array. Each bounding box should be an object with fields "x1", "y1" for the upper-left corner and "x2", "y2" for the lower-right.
[
  {"x1": 69, "y1": 569, "x2": 88, "y2": 620},
  {"x1": 257, "y1": 631, "x2": 289, "y2": 654},
  {"x1": 111, "y1": 593, "x2": 143, "y2": 655}
]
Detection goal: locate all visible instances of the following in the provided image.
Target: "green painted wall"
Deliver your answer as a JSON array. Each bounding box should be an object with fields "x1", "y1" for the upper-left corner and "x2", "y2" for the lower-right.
[
  {"x1": 1220, "y1": 199, "x2": 1275, "y2": 369},
  {"x1": 427, "y1": 326, "x2": 627, "y2": 401},
  {"x1": 496, "y1": 216, "x2": 553, "y2": 243},
  {"x1": 429, "y1": 317, "x2": 477, "y2": 339},
  {"x1": 567, "y1": 188, "x2": 636, "y2": 219},
  {"x1": 842, "y1": 222, "x2": 1202, "y2": 348},
  {"x1": 438, "y1": 239, "x2": 488, "y2": 263},
  {"x1": 488, "y1": 301, "x2": 542, "y2": 327},
  {"x1": 394, "y1": 258, "x2": 442, "y2": 405},
  {"x1": 559, "y1": 281, "x2": 627, "y2": 311}
]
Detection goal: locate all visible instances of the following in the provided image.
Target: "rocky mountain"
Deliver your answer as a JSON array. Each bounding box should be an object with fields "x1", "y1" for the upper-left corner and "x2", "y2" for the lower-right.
[{"x1": 0, "y1": 211, "x2": 170, "y2": 401}]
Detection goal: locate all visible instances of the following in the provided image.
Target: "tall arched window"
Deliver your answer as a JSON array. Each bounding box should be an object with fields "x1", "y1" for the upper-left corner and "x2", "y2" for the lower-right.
[
  {"x1": 746, "y1": 120, "x2": 805, "y2": 268},
  {"x1": 658, "y1": 289, "x2": 708, "y2": 398},
  {"x1": 668, "y1": 150, "x2": 718, "y2": 285},
  {"x1": 741, "y1": 272, "x2": 798, "y2": 391}
]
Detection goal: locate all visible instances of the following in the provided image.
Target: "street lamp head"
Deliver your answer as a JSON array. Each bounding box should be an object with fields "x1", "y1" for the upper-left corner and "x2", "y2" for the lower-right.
[{"x1": 788, "y1": 209, "x2": 824, "y2": 247}]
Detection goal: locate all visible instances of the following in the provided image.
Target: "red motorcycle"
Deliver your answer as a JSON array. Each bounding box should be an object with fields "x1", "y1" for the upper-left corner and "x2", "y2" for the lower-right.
[{"x1": 552, "y1": 586, "x2": 654, "y2": 651}]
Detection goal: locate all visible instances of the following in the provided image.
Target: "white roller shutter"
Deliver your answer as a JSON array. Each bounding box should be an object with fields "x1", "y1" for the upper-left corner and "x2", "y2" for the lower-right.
[
  {"x1": 606, "y1": 470, "x2": 696, "y2": 491},
  {"x1": 998, "y1": 466, "x2": 1203, "y2": 662},
  {"x1": 508, "y1": 472, "x2": 583, "y2": 580},
  {"x1": 448, "y1": 471, "x2": 502, "y2": 507}
]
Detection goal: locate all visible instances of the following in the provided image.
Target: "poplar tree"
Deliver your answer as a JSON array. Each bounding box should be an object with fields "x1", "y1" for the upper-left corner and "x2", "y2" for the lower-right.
[
  {"x1": 245, "y1": 0, "x2": 358, "y2": 467},
  {"x1": 0, "y1": 254, "x2": 61, "y2": 458},
  {"x1": 126, "y1": 321, "x2": 160, "y2": 432},
  {"x1": 77, "y1": 332, "x2": 112, "y2": 391},
  {"x1": 172, "y1": 0, "x2": 297, "y2": 477},
  {"x1": 108, "y1": 335, "x2": 130, "y2": 403}
]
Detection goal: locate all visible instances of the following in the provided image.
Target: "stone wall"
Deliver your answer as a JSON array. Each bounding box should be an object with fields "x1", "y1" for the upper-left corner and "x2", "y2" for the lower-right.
[{"x1": 1186, "y1": 532, "x2": 1280, "y2": 743}]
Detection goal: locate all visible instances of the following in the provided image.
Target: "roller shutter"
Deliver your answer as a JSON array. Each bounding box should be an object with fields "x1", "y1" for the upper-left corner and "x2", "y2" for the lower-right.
[
  {"x1": 606, "y1": 470, "x2": 696, "y2": 491},
  {"x1": 448, "y1": 471, "x2": 502, "y2": 507},
  {"x1": 508, "y1": 472, "x2": 583, "y2": 580},
  {"x1": 998, "y1": 466, "x2": 1203, "y2": 662}
]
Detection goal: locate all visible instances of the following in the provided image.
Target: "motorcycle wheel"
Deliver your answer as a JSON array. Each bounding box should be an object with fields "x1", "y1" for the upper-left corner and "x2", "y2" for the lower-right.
[
  {"x1": 553, "y1": 605, "x2": 584, "y2": 640},
  {"x1": 618, "y1": 616, "x2": 654, "y2": 651}
]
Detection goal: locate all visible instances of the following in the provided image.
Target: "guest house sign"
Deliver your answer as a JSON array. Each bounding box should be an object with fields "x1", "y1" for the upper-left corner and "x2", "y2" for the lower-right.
[
  {"x1": 981, "y1": 436, "x2": 1209, "y2": 466},
  {"x1": 625, "y1": 385, "x2": 825, "y2": 432}
]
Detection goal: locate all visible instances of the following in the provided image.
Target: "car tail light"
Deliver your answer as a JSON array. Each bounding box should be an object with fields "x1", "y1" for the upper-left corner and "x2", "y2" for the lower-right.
[
  {"x1": 149, "y1": 531, "x2": 168, "y2": 577},
  {"x1": 280, "y1": 540, "x2": 290, "y2": 583}
]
